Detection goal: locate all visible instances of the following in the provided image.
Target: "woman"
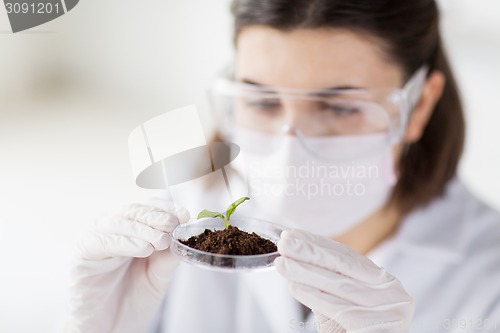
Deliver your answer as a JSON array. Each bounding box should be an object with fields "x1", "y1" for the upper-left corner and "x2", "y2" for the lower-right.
[{"x1": 65, "y1": 1, "x2": 500, "y2": 332}]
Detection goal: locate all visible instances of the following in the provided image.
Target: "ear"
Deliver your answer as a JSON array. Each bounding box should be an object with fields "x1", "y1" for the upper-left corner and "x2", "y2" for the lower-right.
[{"x1": 403, "y1": 70, "x2": 445, "y2": 143}]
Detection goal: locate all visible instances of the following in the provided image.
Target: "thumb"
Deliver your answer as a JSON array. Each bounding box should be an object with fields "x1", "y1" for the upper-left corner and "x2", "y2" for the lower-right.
[{"x1": 147, "y1": 198, "x2": 191, "y2": 225}]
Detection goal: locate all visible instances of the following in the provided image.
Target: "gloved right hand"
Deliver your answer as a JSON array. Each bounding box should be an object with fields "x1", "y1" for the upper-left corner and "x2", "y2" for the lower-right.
[
  {"x1": 64, "y1": 200, "x2": 190, "y2": 333},
  {"x1": 275, "y1": 229, "x2": 414, "y2": 333}
]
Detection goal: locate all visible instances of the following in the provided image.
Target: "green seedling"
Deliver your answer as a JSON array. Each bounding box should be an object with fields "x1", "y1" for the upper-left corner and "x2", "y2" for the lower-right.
[{"x1": 197, "y1": 196, "x2": 250, "y2": 230}]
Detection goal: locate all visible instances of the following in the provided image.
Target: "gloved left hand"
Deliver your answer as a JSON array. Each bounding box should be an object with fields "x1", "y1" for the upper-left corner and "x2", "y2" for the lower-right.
[
  {"x1": 275, "y1": 229, "x2": 414, "y2": 333},
  {"x1": 64, "y1": 199, "x2": 189, "y2": 333}
]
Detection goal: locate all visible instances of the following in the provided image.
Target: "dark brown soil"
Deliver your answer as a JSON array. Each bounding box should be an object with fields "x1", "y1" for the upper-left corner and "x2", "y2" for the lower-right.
[{"x1": 180, "y1": 225, "x2": 277, "y2": 255}]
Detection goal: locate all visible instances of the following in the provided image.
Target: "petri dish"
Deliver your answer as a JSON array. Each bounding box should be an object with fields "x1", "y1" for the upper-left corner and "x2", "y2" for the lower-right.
[{"x1": 170, "y1": 216, "x2": 285, "y2": 272}]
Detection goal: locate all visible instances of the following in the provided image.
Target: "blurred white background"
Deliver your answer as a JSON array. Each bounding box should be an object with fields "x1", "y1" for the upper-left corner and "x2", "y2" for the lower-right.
[{"x1": 0, "y1": 0, "x2": 499, "y2": 331}]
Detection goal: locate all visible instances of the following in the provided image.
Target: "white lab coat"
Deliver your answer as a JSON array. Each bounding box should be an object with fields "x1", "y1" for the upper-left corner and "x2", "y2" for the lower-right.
[{"x1": 147, "y1": 173, "x2": 500, "y2": 333}]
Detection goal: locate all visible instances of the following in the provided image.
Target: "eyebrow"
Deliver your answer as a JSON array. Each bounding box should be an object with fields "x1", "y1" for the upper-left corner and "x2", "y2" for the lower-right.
[
  {"x1": 239, "y1": 78, "x2": 363, "y2": 91},
  {"x1": 240, "y1": 79, "x2": 274, "y2": 89}
]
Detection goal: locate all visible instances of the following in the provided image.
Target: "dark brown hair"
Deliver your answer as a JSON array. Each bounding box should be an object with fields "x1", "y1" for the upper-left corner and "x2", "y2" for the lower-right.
[{"x1": 228, "y1": 0, "x2": 465, "y2": 215}]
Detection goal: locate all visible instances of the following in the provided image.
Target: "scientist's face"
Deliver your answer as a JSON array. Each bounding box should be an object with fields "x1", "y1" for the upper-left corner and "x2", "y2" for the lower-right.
[{"x1": 234, "y1": 26, "x2": 445, "y2": 164}]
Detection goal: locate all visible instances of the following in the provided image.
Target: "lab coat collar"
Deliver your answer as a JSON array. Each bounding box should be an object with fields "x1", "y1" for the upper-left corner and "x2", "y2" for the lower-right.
[{"x1": 392, "y1": 177, "x2": 470, "y2": 264}]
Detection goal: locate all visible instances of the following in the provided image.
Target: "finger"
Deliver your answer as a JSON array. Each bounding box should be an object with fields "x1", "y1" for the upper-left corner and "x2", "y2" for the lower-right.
[
  {"x1": 278, "y1": 229, "x2": 390, "y2": 285},
  {"x1": 313, "y1": 313, "x2": 346, "y2": 333},
  {"x1": 275, "y1": 256, "x2": 400, "y2": 307},
  {"x1": 78, "y1": 231, "x2": 154, "y2": 260},
  {"x1": 118, "y1": 203, "x2": 185, "y2": 232},
  {"x1": 289, "y1": 283, "x2": 412, "y2": 332},
  {"x1": 96, "y1": 215, "x2": 171, "y2": 250},
  {"x1": 288, "y1": 281, "x2": 353, "y2": 324}
]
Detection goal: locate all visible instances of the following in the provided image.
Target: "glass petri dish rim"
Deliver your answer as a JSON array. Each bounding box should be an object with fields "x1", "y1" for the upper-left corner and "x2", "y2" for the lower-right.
[{"x1": 170, "y1": 216, "x2": 285, "y2": 269}]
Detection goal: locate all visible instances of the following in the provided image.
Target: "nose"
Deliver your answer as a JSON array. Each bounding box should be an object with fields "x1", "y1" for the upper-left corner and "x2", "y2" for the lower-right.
[
  {"x1": 281, "y1": 100, "x2": 309, "y2": 135},
  {"x1": 280, "y1": 124, "x2": 295, "y2": 136}
]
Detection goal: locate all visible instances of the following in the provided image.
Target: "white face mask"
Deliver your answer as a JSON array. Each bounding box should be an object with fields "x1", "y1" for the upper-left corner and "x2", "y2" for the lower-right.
[{"x1": 230, "y1": 129, "x2": 397, "y2": 237}]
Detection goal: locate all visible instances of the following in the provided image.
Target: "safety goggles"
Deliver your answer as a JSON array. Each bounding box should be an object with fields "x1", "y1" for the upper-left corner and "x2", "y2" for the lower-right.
[{"x1": 208, "y1": 66, "x2": 428, "y2": 160}]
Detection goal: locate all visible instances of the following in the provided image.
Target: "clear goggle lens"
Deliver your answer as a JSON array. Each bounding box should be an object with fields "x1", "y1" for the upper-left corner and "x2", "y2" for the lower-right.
[
  {"x1": 209, "y1": 66, "x2": 428, "y2": 160},
  {"x1": 231, "y1": 93, "x2": 396, "y2": 136}
]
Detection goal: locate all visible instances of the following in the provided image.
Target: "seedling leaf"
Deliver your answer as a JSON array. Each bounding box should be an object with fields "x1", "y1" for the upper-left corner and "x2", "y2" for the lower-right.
[
  {"x1": 197, "y1": 197, "x2": 250, "y2": 230},
  {"x1": 226, "y1": 196, "x2": 250, "y2": 221},
  {"x1": 197, "y1": 209, "x2": 224, "y2": 220}
]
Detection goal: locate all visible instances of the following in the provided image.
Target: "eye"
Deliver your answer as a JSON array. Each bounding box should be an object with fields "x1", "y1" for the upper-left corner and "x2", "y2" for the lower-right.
[
  {"x1": 246, "y1": 98, "x2": 282, "y2": 114},
  {"x1": 322, "y1": 102, "x2": 361, "y2": 117}
]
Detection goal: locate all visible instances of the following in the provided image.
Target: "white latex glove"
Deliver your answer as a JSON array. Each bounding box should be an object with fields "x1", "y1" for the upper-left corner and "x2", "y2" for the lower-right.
[
  {"x1": 275, "y1": 229, "x2": 414, "y2": 333},
  {"x1": 64, "y1": 200, "x2": 190, "y2": 333}
]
